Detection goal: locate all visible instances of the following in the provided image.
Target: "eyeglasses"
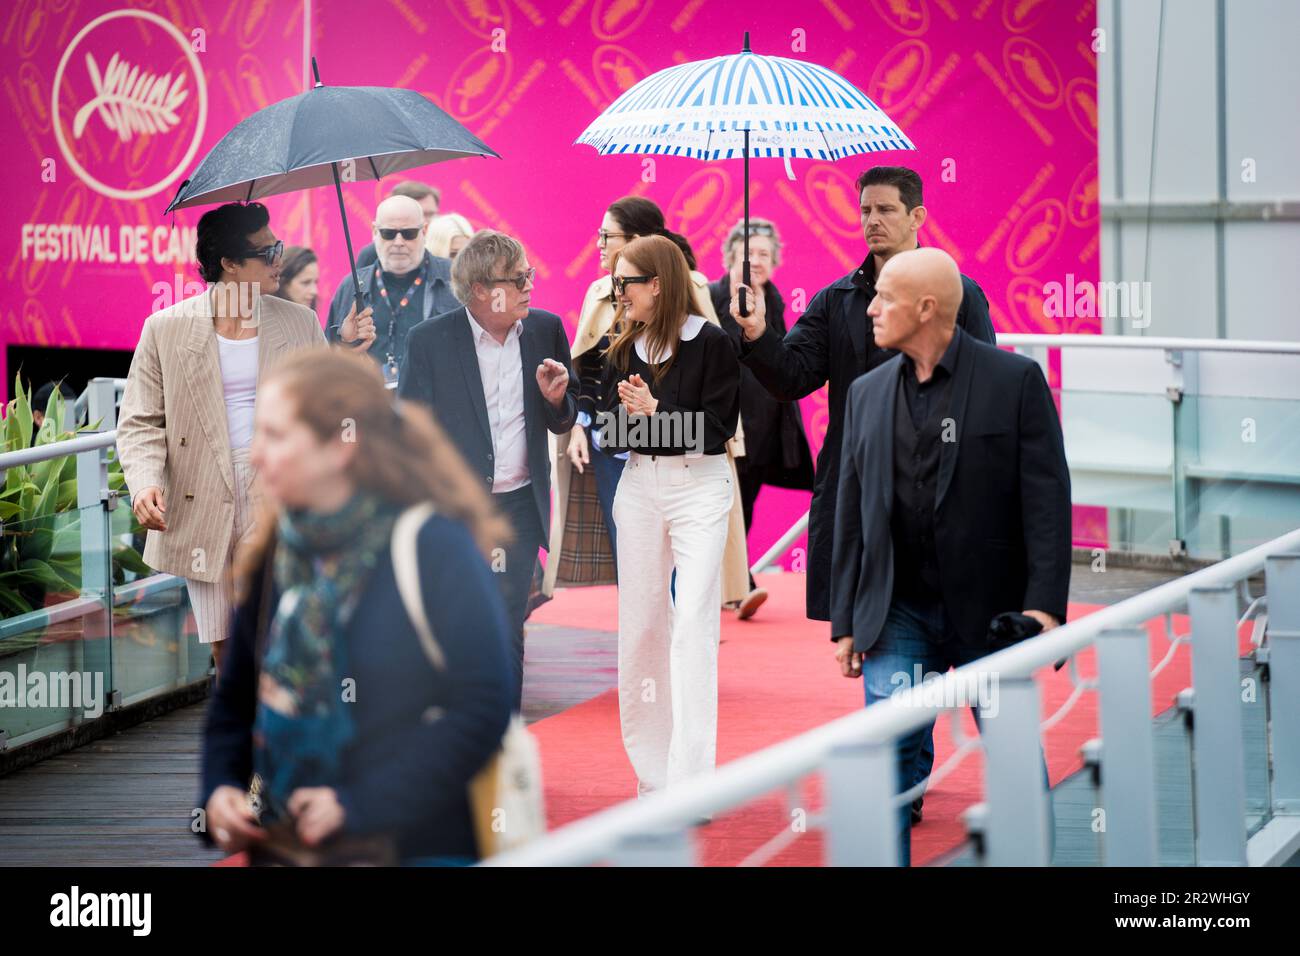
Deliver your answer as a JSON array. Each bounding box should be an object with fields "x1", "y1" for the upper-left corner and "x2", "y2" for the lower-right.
[
  {"x1": 377, "y1": 227, "x2": 422, "y2": 241},
  {"x1": 611, "y1": 275, "x2": 653, "y2": 295},
  {"x1": 598, "y1": 230, "x2": 632, "y2": 246},
  {"x1": 242, "y1": 239, "x2": 284, "y2": 265},
  {"x1": 487, "y1": 267, "x2": 537, "y2": 291}
]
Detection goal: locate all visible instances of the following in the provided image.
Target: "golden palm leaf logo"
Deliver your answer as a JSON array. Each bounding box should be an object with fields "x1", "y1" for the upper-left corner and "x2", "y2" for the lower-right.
[
  {"x1": 454, "y1": 57, "x2": 501, "y2": 111},
  {"x1": 71, "y1": 52, "x2": 189, "y2": 143},
  {"x1": 464, "y1": 0, "x2": 505, "y2": 27},
  {"x1": 602, "y1": 0, "x2": 640, "y2": 32}
]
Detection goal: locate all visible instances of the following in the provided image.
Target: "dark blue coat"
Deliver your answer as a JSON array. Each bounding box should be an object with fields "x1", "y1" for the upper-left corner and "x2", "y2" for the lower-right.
[{"x1": 200, "y1": 511, "x2": 514, "y2": 861}]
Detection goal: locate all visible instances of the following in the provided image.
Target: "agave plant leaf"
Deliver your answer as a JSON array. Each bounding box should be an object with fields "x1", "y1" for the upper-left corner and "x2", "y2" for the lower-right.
[
  {"x1": 50, "y1": 514, "x2": 83, "y2": 555},
  {"x1": 0, "y1": 586, "x2": 34, "y2": 617},
  {"x1": 112, "y1": 544, "x2": 152, "y2": 576},
  {"x1": 45, "y1": 553, "x2": 82, "y2": 590},
  {"x1": 57, "y1": 478, "x2": 79, "y2": 512},
  {"x1": 4, "y1": 375, "x2": 34, "y2": 452},
  {"x1": 35, "y1": 464, "x2": 62, "y2": 519},
  {"x1": 19, "y1": 557, "x2": 72, "y2": 593}
]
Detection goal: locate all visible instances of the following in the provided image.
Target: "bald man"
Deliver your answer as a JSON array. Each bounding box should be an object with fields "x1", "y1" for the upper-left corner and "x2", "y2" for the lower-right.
[
  {"x1": 831, "y1": 248, "x2": 1071, "y2": 865},
  {"x1": 326, "y1": 194, "x2": 460, "y2": 385}
]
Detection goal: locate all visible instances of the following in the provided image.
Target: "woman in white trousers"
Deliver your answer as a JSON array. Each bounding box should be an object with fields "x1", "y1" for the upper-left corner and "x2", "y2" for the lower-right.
[{"x1": 597, "y1": 235, "x2": 741, "y2": 796}]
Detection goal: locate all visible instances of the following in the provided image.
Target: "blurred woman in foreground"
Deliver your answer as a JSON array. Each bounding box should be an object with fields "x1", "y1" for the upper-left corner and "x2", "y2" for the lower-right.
[{"x1": 200, "y1": 348, "x2": 514, "y2": 865}]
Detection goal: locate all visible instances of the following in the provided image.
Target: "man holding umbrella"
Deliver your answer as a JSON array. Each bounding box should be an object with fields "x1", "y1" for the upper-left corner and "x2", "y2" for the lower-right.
[{"x1": 325, "y1": 194, "x2": 461, "y2": 385}]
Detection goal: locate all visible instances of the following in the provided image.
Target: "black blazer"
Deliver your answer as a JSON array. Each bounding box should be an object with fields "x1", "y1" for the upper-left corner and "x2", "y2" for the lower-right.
[
  {"x1": 740, "y1": 265, "x2": 994, "y2": 621},
  {"x1": 398, "y1": 306, "x2": 579, "y2": 542},
  {"x1": 708, "y1": 277, "x2": 815, "y2": 490},
  {"x1": 831, "y1": 328, "x2": 1072, "y2": 652}
]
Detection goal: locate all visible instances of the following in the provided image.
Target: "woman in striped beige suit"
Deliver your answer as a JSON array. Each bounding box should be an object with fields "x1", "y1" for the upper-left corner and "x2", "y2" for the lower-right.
[{"x1": 117, "y1": 202, "x2": 375, "y2": 672}]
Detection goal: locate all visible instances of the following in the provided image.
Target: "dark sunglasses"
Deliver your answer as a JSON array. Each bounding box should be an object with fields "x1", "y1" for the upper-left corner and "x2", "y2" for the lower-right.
[
  {"x1": 242, "y1": 239, "x2": 284, "y2": 266},
  {"x1": 487, "y1": 267, "x2": 537, "y2": 291},
  {"x1": 611, "y1": 274, "x2": 653, "y2": 295},
  {"x1": 377, "y1": 227, "x2": 422, "y2": 241}
]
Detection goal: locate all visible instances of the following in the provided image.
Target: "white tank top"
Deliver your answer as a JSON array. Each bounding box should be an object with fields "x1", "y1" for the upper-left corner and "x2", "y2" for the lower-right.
[{"x1": 216, "y1": 334, "x2": 258, "y2": 449}]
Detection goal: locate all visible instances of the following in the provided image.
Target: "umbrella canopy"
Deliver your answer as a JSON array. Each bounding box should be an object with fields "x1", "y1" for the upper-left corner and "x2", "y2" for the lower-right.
[
  {"x1": 166, "y1": 85, "x2": 498, "y2": 210},
  {"x1": 576, "y1": 43, "x2": 914, "y2": 161},
  {"x1": 576, "y1": 35, "x2": 913, "y2": 314},
  {"x1": 164, "y1": 61, "x2": 499, "y2": 313}
]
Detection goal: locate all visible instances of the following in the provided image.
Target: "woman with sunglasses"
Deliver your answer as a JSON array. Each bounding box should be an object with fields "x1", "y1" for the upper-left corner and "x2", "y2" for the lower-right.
[
  {"x1": 545, "y1": 197, "x2": 750, "y2": 611},
  {"x1": 118, "y1": 202, "x2": 376, "y2": 673},
  {"x1": 596, "y1": 235, "x2": 740, "y2": 798}
]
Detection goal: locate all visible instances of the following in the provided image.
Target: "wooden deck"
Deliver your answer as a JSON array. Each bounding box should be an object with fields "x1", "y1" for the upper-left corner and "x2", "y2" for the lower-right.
[{"x1": 0, "y1": 564, "x2": 1230, "y2": 866}]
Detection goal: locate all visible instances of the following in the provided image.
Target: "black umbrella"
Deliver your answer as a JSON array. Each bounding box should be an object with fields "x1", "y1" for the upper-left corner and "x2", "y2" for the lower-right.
[{"x1": 165, "y1": 58, "x2": 499, "y2": 307}]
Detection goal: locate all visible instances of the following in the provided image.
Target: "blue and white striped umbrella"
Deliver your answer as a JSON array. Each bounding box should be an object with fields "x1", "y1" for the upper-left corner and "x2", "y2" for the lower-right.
[{"x1": 575, "y1": 41, "x2": 915, "y2": 162}]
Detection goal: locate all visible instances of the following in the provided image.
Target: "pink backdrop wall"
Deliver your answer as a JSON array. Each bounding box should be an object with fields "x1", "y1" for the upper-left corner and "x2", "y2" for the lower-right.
[{"x1": 2, "y1": 0, "x2": 1102, "y2": 565}]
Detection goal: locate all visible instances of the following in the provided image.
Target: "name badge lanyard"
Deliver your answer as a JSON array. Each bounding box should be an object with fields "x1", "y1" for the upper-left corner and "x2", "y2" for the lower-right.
[{"x1": 372, "y1": 261, "x2": 426, "y2": 383}]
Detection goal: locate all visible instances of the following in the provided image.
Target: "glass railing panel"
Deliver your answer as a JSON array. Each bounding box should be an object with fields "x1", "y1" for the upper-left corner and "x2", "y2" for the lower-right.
[
  {"x1": 111, "y1": 576, "x2": 209, "y2": 705},
  {"x1": 0, "y1": 503, "x2": 112, "y2": 747}
]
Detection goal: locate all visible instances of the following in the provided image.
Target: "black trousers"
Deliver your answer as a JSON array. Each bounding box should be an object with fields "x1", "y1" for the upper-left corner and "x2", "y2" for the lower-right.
[
  {"x1": 737, "y1": 462, "x2": 766, "y2": 593},
  {"x1": 491, "y1": 485, "x2": 544, "y2": 710}
]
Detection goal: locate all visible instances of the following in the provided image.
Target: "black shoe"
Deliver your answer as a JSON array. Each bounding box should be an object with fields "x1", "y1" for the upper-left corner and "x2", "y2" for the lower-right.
[{"x1": 910, "y1": 797, "x2": 924, "y2": 825}]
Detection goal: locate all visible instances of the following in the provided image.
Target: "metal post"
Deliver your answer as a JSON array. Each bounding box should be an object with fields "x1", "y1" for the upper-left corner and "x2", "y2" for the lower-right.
[
  {"x1": 1265, "y1": 555, "x2": 1300, "y2": 815},
  {"x1": 85, "y1": 378, "x2": 119, "y2": 431},
  {"x1": 1096, "y1": 627, "x2": 1159, "y2": 865},
  {"x1": 609, "y1": 828, "x2": 693, "y2": 866},
  {"x1": 824, "y1": 739, "x2": 898, "y2": 866},
  {"x1": 1167, "y1": 348, "x2": 1201, "y2": 557},
  {"x1": 1188, "y1": 585, "x2": 1248, "y2": 864},
  {"x1": 981, "y1": 678, "x2": 1051, "y2": 866}
]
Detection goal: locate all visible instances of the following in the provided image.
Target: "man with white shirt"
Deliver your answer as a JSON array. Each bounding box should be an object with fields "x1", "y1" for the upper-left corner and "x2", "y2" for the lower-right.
[{"x1": 399, "y1": 231, "x2": 578, "y2": 707}]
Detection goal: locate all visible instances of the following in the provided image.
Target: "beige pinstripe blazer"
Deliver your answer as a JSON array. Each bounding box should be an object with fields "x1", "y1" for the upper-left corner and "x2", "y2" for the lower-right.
[{"x1": 117, "y1": 290, "x2": 326, "y2": 582}]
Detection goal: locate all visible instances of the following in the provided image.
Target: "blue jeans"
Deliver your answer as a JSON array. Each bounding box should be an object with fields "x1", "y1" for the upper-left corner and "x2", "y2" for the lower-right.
[
  {"x1": 590, "y1": 443, "x2": 625, "y2": 562},
  {"x1": 860, "y1": 596, "x2": 1055, "y2": 866}
]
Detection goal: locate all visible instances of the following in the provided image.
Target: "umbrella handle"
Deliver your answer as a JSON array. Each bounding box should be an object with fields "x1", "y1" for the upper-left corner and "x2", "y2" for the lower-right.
[{"x1": 329, "y1": 159, "x2": 367, "y2": 317}]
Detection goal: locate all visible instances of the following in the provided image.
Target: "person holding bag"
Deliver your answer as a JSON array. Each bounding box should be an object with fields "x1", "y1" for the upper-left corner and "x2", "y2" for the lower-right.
[{"x1": 199, "y1": 348, "x2": 516, "y2": 865}]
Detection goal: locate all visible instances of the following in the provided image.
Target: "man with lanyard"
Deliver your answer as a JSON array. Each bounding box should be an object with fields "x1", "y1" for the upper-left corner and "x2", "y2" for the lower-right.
[
  {"x1": 728, "y1": 165, "x2": 996, "y2": 824},
  {"x1": 326, "y1": 195, "x2": 460, "y2": 385}
]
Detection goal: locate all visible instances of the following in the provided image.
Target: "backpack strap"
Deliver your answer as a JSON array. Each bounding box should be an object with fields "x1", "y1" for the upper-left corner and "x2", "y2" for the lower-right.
[{"x1": 391, "y1": 502, "x2": 447, "y2": 672}]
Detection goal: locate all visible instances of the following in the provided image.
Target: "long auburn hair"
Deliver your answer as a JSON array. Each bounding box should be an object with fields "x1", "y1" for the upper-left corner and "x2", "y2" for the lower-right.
[
  {"x1": 604, "y1": 235, "x2": 694, "y2": 388},
  {"x1": 232, "y1": 347, "x2": 511, "y2": 604}
]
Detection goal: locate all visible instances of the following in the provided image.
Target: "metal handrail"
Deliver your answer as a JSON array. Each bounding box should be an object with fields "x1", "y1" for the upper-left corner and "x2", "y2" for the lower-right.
[
  {"x1": 485, "y1": 525, "x2": 1300, "y2": 867},
  {"x1": 750, "y1": 332, "x2": 1300, "y2": 573},
  {"x1": 996, "y1": 333, "x2": 1300, "y2": 353},
  {"x1": 0, "y1": 430, "x2": 117, "y2": 470}
]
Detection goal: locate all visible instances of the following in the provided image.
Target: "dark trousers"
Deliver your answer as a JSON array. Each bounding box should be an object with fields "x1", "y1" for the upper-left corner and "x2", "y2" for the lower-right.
[
  {"x1": 491, "y1": 485, "x2": 544, "y2": 710},
  {"x1": 860, "y1": 596, "x2": 1055, "y2": 865},
  {"x1": 737, "y1": 462, "x2": 765, "y2": 592}
]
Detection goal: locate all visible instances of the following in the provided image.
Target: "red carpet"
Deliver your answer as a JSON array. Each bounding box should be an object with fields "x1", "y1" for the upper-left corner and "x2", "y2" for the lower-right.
[{"x1": 528, "y1": 572, "x2": 1255, "y2": 866}]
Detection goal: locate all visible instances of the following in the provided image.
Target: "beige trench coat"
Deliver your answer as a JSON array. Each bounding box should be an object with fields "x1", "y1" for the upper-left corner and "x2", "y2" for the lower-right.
[
  {"x1": 116, "y1": 290, "x2": 327, "y2": 583},
  {"x1": 543, "y1": 270, "x2": 750, "y2": 603}
]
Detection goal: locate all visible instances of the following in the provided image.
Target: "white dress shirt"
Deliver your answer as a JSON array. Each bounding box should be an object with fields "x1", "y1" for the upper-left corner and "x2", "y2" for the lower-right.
[{"x1": 467, "y1": 310, "x2": 530, "y2": 493}]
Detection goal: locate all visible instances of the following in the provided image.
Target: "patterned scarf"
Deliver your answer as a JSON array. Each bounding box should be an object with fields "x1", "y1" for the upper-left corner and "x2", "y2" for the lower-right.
[{"x1": 252, "y1": 491, "x2": 399, "y2": 818}]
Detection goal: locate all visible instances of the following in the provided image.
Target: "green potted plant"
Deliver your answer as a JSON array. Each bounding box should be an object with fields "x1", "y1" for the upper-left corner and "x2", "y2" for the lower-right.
[{"x1": 1, "y1": 375, "x2": 150, "y2": 625}]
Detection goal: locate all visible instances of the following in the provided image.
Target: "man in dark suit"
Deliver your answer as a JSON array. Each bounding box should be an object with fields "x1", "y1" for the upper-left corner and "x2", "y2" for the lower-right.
[
  {"x1": 831, "y1": 247, "x2": 1071, "y2": 864},
  {"x1": 399, "y1": 230, "x2": 578, "y2": 707},
  {"x1": 728, "y1": 166, "x2": 995, "y2": 626}
]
